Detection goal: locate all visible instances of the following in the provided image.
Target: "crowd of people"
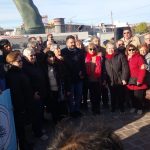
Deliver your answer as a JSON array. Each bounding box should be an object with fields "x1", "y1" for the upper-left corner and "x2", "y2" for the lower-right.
[{"x1": 0, "y1": 27, "x2": 150, "y2": 150}]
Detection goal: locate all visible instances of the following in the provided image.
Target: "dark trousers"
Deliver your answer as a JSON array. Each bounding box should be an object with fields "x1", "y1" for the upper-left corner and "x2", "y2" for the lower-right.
[
  {"x1": 68, "y1": 81, "x2": 83, "y2": 113},
  {"x1": 89, "y1": 81, "x2": 101, "y2": 114},
  {"x1": 14, "y1": 112, "x2": 28, "y2": 150},
  {"x1": 81, "y1": 78, "x2": 89, "y2": 107},
  {"x1": 128, "y1": 89, "x2": 145, "y2": 110},
  {"x1": 50, "y1": 91, "x2": 68, "y2": 123},
  {"x1": 109, "y1": 85, "x2": 125, "y2": 112},
  {"x1": 101, "y1": 85, "x2": 109, "y2": 108},
  {"x1": 31, "y1": 99, "x2": 43, "y2": 137}
]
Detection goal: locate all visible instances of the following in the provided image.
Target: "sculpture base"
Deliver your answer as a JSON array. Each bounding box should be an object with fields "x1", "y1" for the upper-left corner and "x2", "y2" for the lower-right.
[{"x1": 25, "y1": 27, "x2": 45, "y2": 34}]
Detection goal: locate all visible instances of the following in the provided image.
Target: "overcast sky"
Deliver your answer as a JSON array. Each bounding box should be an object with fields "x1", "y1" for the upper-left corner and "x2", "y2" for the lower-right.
[{"x1": 0, "y1": 0, "x2": 150, "y2": 28}]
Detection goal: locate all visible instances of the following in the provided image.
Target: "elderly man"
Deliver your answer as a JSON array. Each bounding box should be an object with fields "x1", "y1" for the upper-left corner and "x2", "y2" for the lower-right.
[
  {"x1": 144, "y1": 33, "x2": 150, "y2": 52},
  {"x1": 120, "y1": 27, "x2": 141, "y2": 48}
]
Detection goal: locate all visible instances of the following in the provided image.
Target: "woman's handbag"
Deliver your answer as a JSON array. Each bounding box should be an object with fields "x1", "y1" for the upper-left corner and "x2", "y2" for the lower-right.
[{"x1": 128, "y1": 77, "x2": 137, "y2": 85}]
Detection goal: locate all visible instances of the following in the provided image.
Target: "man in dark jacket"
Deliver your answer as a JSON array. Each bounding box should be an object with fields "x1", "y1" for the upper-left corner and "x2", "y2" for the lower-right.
[{"x1": 61, "y1": 35, "x2": 85, "y2": 117}]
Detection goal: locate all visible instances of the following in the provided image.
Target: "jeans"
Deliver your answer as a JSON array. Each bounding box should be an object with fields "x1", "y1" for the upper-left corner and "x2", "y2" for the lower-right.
[{"x1": 68, "y1": 81, "x2": 83, "y2": 113}]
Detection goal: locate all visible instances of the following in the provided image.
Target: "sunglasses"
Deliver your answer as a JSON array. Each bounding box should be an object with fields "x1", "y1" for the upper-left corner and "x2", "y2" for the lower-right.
[
  {"x1": 128, "y1": 48, "x2": 135, "y2": 52},
  {"x1": 89, "y1": 48, "x2": 96, "y2": 51},
  {"x1": 123, "y1": 32, "x2": 130, "y2": 34}
]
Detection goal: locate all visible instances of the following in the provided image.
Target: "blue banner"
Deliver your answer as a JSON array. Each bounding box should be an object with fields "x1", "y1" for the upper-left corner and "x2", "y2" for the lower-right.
[{"x1": 0, "y1": 89, "x2": 17, "y2": 150}]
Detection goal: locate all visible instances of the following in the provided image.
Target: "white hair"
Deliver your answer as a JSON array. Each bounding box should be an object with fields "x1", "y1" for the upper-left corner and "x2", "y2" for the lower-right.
[
  {"x1": 27, "y1": 41, "x2": 37, "y2": 48},
  {"x1": 23, "y1": 47, "x2": 34, "y2": 57}
]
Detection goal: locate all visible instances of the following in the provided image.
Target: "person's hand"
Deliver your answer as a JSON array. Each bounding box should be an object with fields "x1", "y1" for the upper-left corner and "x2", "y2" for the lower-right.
[
  {"x1": 145, "y1": 90, "x2": 150, "y2": 100},
  {"x1": 34, "y1": 91, "x2": 40, "y2": 100},
  {"x1": 141, "y1": 64, "x2": 145, "y2": 69},
  {"x1": 137, "y1": 82, "x2": 141, "y2": 86},
  {"x1": 122, "y1": 80, "x2": 127, "y2": 85}
]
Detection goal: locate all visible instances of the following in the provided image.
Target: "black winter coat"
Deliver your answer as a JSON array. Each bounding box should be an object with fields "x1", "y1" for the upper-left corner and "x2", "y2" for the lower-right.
[
  {"x1": 61, "y1": 47, "x2": 85, "y2": 83},
  {"x1": 6, "y1": 66, "x2": 33, "y2": 113},
  {"x1": 22, "y1": 58, "x2": 48, "y2": 100},
  {"x1": 105, "y1": 53, "x2": 129, "y2": 86},
  {"x1": 43, "y1": 58, "x2": 71, "y2": 99}
]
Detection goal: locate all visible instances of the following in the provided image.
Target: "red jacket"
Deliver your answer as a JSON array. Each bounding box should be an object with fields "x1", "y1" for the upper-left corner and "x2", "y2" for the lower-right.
[{"x1": 127, "y1": 53, "x2": 147, "y2": 90}]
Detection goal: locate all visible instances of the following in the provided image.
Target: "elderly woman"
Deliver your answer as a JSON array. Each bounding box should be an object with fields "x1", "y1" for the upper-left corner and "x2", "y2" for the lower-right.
[
  {"x1": 105, "y1": 42, "x2": 129, "y2": 113},
  {"x1": 139, "y1": 44, "x2": 150, "y2": 88},
  {"x1": 85, "y1": 43, "x2": 102, "y2": 114},
  {"x1": 22, "y1": 47, "x2": 48, "y2": 140},
  {"x1": 91, "y1": 36, "x2": 110, "y2": 109},
  {"x1": 6, "y1": 51, "x2": 33, "y2": 149},
  {"x1": 126, "y1": 44, "x2": 147, "y2": 115}
]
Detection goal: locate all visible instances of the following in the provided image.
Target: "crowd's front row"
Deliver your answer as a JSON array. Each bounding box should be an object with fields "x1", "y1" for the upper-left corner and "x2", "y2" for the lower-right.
[{"x1": 0, "y1": 34, "x2": 150, "y2": 150}]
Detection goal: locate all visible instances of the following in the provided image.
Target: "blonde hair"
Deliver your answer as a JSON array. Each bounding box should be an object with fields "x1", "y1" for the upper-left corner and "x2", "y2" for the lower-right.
[
  {"x1": 6, "y1": 50, "x2": 21, "y2": 63},
  {"x1": 139, "y1": 44, "x2": 149, "y2": 53},
  {"x1": 106, "y1": 42, "x2": 115, "y2": 49}
]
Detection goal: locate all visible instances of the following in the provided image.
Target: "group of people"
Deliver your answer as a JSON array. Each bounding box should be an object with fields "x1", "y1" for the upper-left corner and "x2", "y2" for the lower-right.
[{"x1": 0, "y1": 27, "x2": 150, "y2": 150}]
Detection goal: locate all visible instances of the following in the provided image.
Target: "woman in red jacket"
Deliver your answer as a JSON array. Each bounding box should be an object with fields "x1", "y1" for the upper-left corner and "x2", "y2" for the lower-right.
[
  {"x1": 85, "y1": 43, "x2": 102, "y2": 114},
  {"x1": 126, "y1": 44, "x2": 147, "y2": 115}
]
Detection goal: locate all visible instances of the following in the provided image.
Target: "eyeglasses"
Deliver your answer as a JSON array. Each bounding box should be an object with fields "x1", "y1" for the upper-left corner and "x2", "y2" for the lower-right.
[
  {"x1": 89, "y1": 48, "x2": 96, "y2": 51},
  {"x1": 123, "y1": 32, "x2": 130, "y2": 34},
  {"x1": 128, "y1": 48, "x2": 135, "y2": 52}
]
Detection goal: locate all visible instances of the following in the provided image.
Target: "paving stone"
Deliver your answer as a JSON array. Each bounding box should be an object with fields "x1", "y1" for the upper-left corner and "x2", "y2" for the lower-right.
[
  {"x1": 132, "y1": 122, "x2": 147, "y2": 128},
  {"x1": 145, "y1": 119, "x2": 150, "y2": 124},
  {"x1": 122, "y1": 129, "x2": 138, "y2": 137},
  {"x1": 124, "y1": 124, "x2": 135, "y2": 129},
  {"x1": 115, "y1": 132, "x2": 127, "y2": 140}
]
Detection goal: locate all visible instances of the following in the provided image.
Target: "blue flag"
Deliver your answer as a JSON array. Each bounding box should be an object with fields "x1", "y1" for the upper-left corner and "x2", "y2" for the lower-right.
[{"x1": 0, "y1": 89, "x2": 17, "y2": 150}]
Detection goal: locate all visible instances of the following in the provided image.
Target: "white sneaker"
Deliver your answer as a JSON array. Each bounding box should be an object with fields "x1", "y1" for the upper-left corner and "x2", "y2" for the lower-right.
[
  {"x1": 137, "y1": 110, "x2": 143, "y2": 115},
  {"x1": 40, "y1": 134, "x2": 48, "y2": 141},
  {"x1": 130, "y1": 108, "x2": 136, "y2": 113}
]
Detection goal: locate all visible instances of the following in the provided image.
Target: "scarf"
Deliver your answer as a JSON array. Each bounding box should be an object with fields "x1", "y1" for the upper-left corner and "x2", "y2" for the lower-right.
[
  {"x1": 85, "y1": 52, "x2": 101, "y2": 78},
  {"x1": 105, "y1": 53, "x2": 115, "y2": 60}
]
